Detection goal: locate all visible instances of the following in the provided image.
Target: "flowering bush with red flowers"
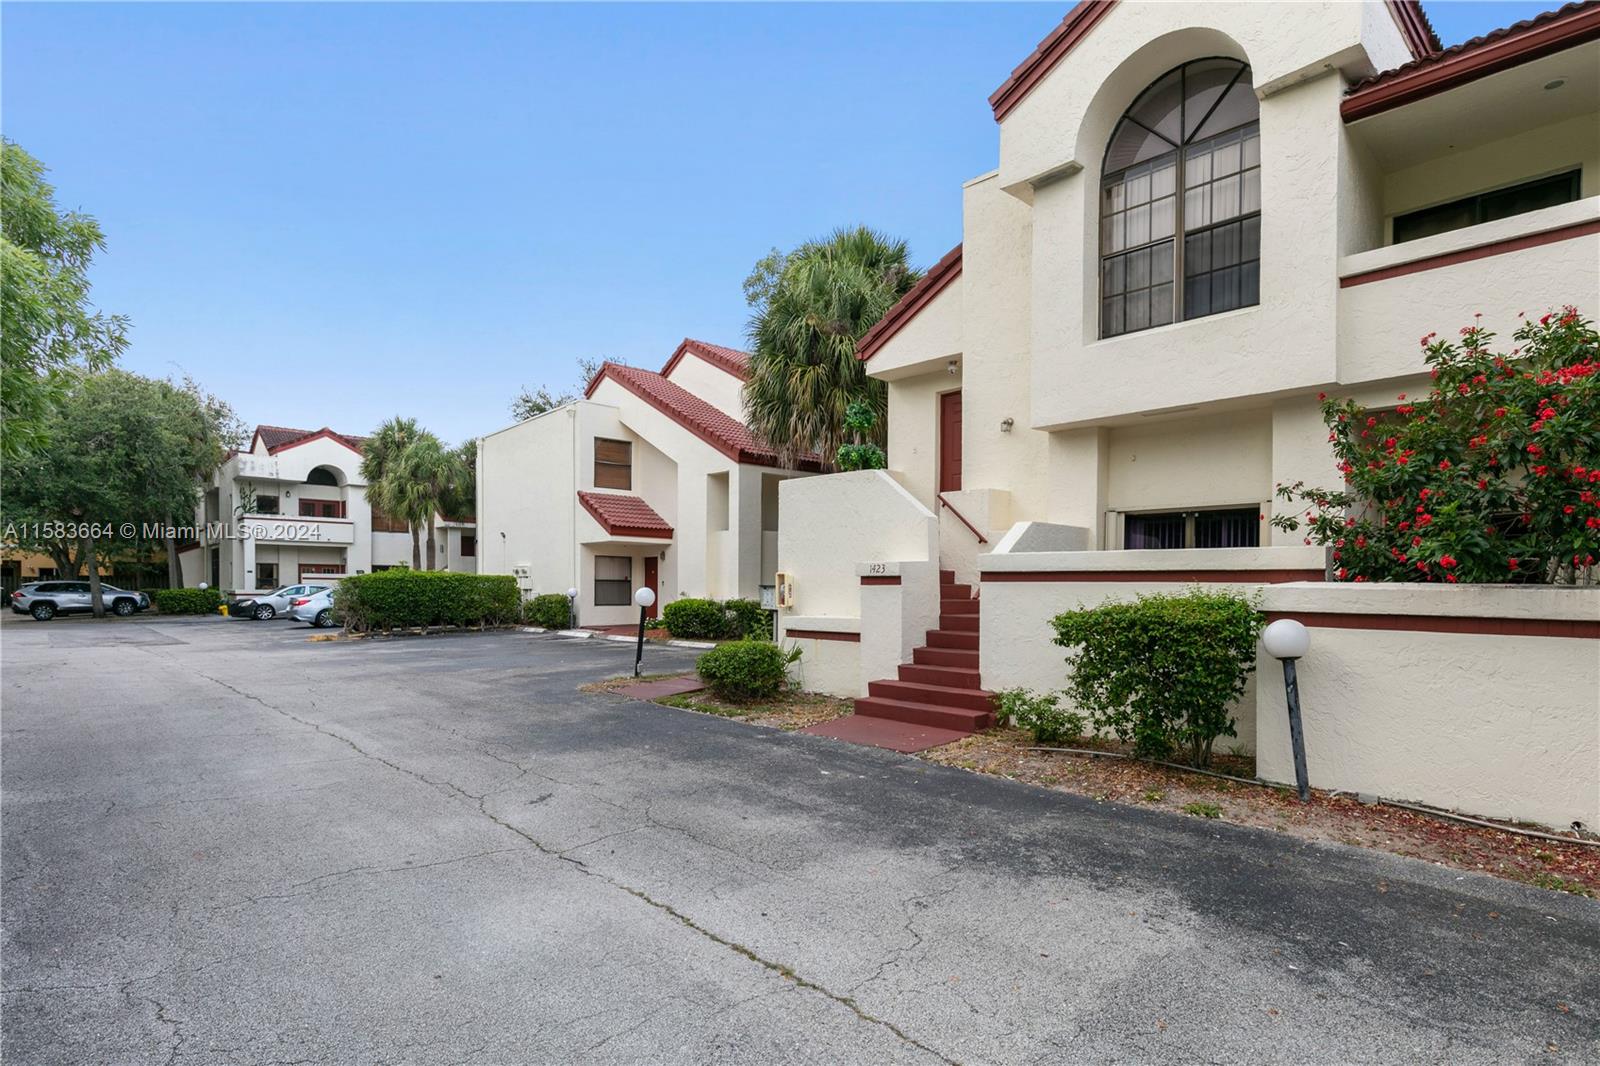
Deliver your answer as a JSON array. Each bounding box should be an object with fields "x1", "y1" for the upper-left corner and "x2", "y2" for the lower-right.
[{"x1": 1273, "y1": 307, "x2": 1599, "y2": 585}]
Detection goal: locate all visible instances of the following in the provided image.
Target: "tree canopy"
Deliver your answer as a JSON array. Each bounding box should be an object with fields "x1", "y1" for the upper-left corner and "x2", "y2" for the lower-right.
[
  {"x1": 1, "y1": 140, "x2": 128, "y2": 462},
  {"x1": 509, "y1": 355, "x2": 620, "y2": 423},
  {"x1": 742, "y1": 226, "x2": 920, "y2": 468}
]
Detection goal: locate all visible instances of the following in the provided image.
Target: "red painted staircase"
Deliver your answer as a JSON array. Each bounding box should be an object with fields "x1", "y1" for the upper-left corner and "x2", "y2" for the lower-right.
[{"x1": 800, "y1": 570, "x2": 994, "y2": 752}]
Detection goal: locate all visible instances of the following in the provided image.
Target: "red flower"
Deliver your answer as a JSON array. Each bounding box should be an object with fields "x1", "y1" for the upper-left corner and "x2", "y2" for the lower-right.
[
  {"x1": 1508, "y1": 558, "x2": 1519, "y2": 570},
  {"x1": 1439, "y1": 555, "x2": 1457, "y2": 569}
]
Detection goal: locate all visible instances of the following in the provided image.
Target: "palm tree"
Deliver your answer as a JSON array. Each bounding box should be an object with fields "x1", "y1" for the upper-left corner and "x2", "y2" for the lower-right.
[
  {"x1": 362, "y1": 417, "x2": 422, "y2": 567},
  {"x1": 743, "y1": 226, "x2": 921, "y2": 468},
  {"x1": 392, "y1": 433, "x2": 467, "y2": 570}
]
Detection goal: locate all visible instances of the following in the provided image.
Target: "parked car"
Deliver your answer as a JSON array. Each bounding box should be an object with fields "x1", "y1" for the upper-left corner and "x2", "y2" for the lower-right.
[
  {"x1": 228, "y1": 584, "x2": 331, "y2": 621},
  {"x1": 288, "y1": 587, "x2": 339, "y2": 628},
  {"x1": 10, "y1": 581, "x2": 151, "y2": 621}
]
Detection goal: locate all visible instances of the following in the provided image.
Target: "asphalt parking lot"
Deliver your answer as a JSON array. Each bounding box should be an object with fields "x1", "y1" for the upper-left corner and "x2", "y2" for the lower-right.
[{"x1": 3, "y1": 615, "x2": 1597, "y2": 1064}]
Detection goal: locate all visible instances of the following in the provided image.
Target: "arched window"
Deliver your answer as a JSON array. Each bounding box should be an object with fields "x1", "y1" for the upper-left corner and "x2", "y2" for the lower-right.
[
  {"x1": 305, "y1": 466, "x2": 341, "y2": 486},
  {"x1": 1100, "y1": 59, "x2": 1260, "y2": 338}
]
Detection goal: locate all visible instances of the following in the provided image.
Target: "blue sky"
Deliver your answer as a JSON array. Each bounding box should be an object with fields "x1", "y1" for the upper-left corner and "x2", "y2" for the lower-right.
[{"x1": 2, "y1": 2, "x2": 1556, "y2": 445}]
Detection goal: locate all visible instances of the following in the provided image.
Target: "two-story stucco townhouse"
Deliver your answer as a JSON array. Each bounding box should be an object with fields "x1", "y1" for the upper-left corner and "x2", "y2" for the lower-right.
[
  {"x1": 179, "y1": 425, "x2": 477, "y2": 592},
  {"x1": 777, "y1": 1, "x2": 1599, "y2": 830},
  {"x1": 475, "y1": 339, "x2": 819, "y2": 627}
]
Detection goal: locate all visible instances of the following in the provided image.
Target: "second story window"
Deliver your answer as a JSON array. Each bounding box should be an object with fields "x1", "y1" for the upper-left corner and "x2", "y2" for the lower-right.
[
  {"x1": 1101, "y1": 58, "x2": 1260, "y2": 338},
  {"x1": 594, "y1": 438, "x2": 632, "y2": 490},
  {"x1": 299, "y1": 498, "x2": 346, "y2": 519},
  {"x1": 1392, "y1": 169, "x2": 1581, "y2": 244}
]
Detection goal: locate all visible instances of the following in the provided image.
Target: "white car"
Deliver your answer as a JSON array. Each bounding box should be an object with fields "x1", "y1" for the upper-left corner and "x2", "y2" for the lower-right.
[
  {"x1": 228, "y1": 584, "x2": 330, "y2": 621},
  {"x1": 288, "y1": 587, "x2": 339, "y2": 628}
]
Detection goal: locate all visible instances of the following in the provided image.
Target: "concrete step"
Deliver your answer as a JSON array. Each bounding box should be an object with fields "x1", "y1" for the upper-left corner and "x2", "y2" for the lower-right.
[
  {"x1": 939, "y1": 569, "x2": 956, "y2": 584},
  {"x1": 868, "y1": 679, "x2": 996, "y2": 713},
  {"x1": 940, "y1": 614, "x2": 980, "y2": 632},
  {"x1": 898, "y1": 663, "x2": 982, "y2": 689},
  {"x1": 912, "y1": 646, "x2": 979, "y2": 668},
  {"x1": 940, "y1": 583, "x2": 974, "y2": 601},
  {"x1": 925, "y1": 629, "x2": 979, "y2": 651},
  {"x1": 854, "y1": 696, "x2": 993, "y2": 732},
  {"x1": 940, "y1": 597, "x2": 979, "y2": 615}
]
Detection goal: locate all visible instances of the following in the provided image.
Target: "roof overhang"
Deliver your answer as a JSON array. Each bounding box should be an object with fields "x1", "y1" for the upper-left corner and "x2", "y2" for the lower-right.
[
  {"x1": 1343, "y1": 1, "x2": 1600, "y2": 122},
  {"x1": 857, "y1": 244, "x2": 963, "y2": 363},
  {"x1": 659, "y1": 338, "x2": 751, "y2": 382}
]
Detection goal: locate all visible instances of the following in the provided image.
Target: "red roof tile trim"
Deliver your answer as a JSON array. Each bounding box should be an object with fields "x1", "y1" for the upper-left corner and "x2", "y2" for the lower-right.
[
  {"x1": 584, "y1": 363, "x2": 822, "y2": 471},
  {"x1": 660, "y1": 338, "x2": 752, "y2": 382},
  {"x1": 1385, "y1": 0, "x2": 1442, "y2": 60},
  {"x1": 251, "y1": 425, "x2": 367, "y2": 456},
  {"x1": 989, "y1": 1, "x2": 1119, "y2": 122},
  {"x1": 1344, "y1": 1, "x2": 1600, "y2": 121},
  {"x1": 857, "y1": 244, "x2": 963, "y2": 363},
  {"x1": 577, "y1": 491, "x2": 674, "y2": 539}
]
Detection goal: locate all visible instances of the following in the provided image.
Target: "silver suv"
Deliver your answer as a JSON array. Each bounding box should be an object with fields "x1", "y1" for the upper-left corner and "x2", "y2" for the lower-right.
[{"x1": 10, "y1": 581, "x2": 151, "y2": 621}]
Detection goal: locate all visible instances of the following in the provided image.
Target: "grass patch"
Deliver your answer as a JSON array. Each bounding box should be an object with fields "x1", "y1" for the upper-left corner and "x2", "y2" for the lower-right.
[{"x1": 1183, "y1": 801, "x2": 1223, "y2": 819}]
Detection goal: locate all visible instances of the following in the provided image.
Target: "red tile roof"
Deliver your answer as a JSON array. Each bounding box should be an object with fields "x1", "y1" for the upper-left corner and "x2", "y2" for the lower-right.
[
  {"x1": 251, "y1": 424, "x2": 367, "y2": 456},
  {"x1": 660, "y1": 338, "x2": 752, "y2": 382},
  {"x1": 857, "y1": 244, "x2": 963, "y2": 363},
  {"x1": 1344, "y1": 1, "x2": 1600, "y2": 120},
  {"x1": 584, "y1": 363, "x2": 821, "y2": 471},
  {"x1": 988, "y1": 1, "x2": 1442, "y2": 123},
  {"x1": 577, "y1": 491, "x2": 674, "y2": 539}
]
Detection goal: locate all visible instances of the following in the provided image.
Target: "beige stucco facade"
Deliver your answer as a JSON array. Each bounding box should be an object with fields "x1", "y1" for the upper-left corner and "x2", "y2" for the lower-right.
[
  {"x1": 777, "y1": 1, "x2": 1600, "y2": 826},
  {"x1": 180, "y1": 428, "x2": 476, "y2": 593},
  {"x1": 476, "y1": 344, "x2": 812, "y2": 627}
]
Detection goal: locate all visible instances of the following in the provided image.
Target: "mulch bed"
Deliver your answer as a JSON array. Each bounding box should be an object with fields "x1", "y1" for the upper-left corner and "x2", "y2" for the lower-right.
[{"x1": 921, "y1": 729, "x2": 1600, "y2": 898}]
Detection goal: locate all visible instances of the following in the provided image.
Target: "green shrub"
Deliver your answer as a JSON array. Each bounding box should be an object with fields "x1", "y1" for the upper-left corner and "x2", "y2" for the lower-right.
[
  {"x1": 696, "y1": 640, "x2": 798, "y2": 701},
  {"x1": 155, "y1": 587, "x2": 222, "y2": 615},
  {"x1": 994, "y1": 688, "x2": 1086, "y2": 745},
  {"x1": 722, "y1": 598, "x2": 772, "y2": 641},
  {"x1": 334, "y1": 570, "x2": 520, "y2": 633},
  {"x1": 662, "y1": 597, "x2": 727, "y2": 640},
  {"x1": 524, "y1": 592, "x2": 573, "y2": 630},
  {"x1": 1051, "y1": 590, "x2": 1264, "y2": 767}
]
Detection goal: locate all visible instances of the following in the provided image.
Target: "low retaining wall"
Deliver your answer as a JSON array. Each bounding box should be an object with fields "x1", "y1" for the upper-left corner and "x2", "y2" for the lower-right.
[
  {"x1": 780, "y1": 615, "x2": 861, "y2": 698},
  {"x1": 976, "y1": 548, "x2": 1599, "y2": 830}
]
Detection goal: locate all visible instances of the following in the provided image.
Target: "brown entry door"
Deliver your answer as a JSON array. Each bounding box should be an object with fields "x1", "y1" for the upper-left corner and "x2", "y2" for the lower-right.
[
  {"x1": 643, "y1": 557, "x2": 659, "y2": 620},
  {"x1": 939, "y1": 390, "x2": 963, "y2": 493}
]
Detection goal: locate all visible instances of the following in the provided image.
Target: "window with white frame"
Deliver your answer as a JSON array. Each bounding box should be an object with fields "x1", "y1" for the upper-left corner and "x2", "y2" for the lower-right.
[{"x1": 1101, "y1": 58, "x2": 1260, "y2": 338}]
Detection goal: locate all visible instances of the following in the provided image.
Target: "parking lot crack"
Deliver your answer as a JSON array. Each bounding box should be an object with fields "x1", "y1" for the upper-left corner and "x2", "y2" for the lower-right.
[{"x1": 177, "y1": 665, "x2": 958, "y2": 1066}]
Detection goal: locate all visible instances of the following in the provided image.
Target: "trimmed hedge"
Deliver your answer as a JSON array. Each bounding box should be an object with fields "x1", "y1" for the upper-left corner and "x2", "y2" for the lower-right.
[
  {"x1": 696, "y1": 640, "x2": 795, "y2": 702},
  {"x1": 661, "y1": 597, "x2": 727, "y2": 640},
  {"x1": 334, "y1": 570, "x2": 520, "y2": 633},
  {"x1": 524, "y1": 592, "x2": 573, "y2": 630},
  {"x1": 154, "y1": 588, "x2": 222, "y2": 615},
  {"x1": 1051, "y1": 590, "x2": 1264, "y2": 767},
  {"x1": 723, "y1": 598, "x2": 771, "y2": 641}
]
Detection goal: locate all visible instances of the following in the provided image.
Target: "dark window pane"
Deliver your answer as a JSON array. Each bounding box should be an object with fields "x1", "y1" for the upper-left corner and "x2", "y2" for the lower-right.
[
  {"x1": 1393, "y1": 200, "x2": 1477, "y2": 243},
  {"x1": 1193, "y1": 80, "x2": 1258, "y2": 141},
  {"x1": 1103, "y1": 256, "x2": 1124, "y2": 295},
  {"x1": 1150, "y1": 283, "x2": 1174, "y2": 326},
  {"x1": 1126, "y1": 290, "x2": 1150, "y2": 332},
  {"x1": 1393, "y1": 169, "x2": 1580, "y2": 244},
  {"x1": 1182, "y1": 60, "x2": 1245, "y2": 140},
  {"x1": 1102, "y1": 296, "x2": 1124, "y2": 337},
  {"x1": 1215, "y1": 220, "x2": 1241, "y2": 268},
  {"x1": 1481, "y1": 171, "x2": 1579, "y2": 221},
  {"x1": 1212, "y1": 265, "x2": 1241, "y2": 312},
  {"x1": 1127, "y1": 247, "x2": 1150, "y2": 290},
  {"x1": 1185, "y1": 276, "x2": 1211, "y2": 318},
  {"x1": 1128, "y1": 67, "x2": 1184, "y2": 144},
  {"x1": 1243, "y1": 215, "x2": 1261, "y2": 257},
  {"x1": 1151, "y1": 239, "x2": 1174, "y2": 284},
  {"x1": 1241, "y1": 261, "x2": 1260, "y2": 306},
  {"x1": 1194, "y1": 508, "x2": 1260, "y2": 549},
  {"x1": 1106, "y1": 118, "x2": 1177, "y2": 172},
  {"x1": 1185, "y1": 230, "x2": 1211, "y2": 276},
  {"x1": 1126, "y1": 513, "x2": 1186, "y2": 550}
]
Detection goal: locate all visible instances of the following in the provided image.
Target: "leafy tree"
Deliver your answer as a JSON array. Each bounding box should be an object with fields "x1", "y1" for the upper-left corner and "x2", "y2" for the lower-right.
[
  {"x1": 1, "y1": 140, "x2": 128, "y2": 462},
  {"x1": 2, "y1": 370, "x2": 234, "y2": 614},
  {"x1": 1274, "y1": 309, "x2": 1599, "y2": 584},
  {"x1": 509, "y1": 355, "x2": 626, "y2": 422},
  {"x1": 834, "y1": 400, "x2": 887, "y2": 472},
  {"x1": 743, "y1": 226, "x2": 919, "y2": 468}
]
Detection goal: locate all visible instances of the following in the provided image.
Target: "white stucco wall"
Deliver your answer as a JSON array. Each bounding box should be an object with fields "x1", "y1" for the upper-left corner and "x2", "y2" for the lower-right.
[
  {"x1": 662, "y1": 353, "x2": 745, "y2": 422},
  {"x1": 476, "y1": 404, "x2": 581, "y2": 601},
  {"x1": 885, "y1": 366, "x2": 961, "y2": 512}
]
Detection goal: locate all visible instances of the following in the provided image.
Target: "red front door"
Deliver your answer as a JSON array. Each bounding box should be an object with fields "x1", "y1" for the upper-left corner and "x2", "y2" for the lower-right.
[
  {"x1": 643, "y1": 557, "x2": 659, "y2": 620},
  {"x1": 939, "y1": 390, "x2": 963, "y2": 493}
]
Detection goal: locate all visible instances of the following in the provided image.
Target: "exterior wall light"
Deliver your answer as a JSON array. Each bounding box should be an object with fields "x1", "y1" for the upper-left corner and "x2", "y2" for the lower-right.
[
  {"x1": 1000, "y1": 417, "x2": 1014, "y2": 433},
  {"x1": 632, "y1": 586, "x2": 657, "y2": 676},
  {"x1": 946, "y1": 359, "x2": 959, "y2": 375},
  {"x1": 1262, "y1": 618, "x2": 1312, "y2": 802},
  {"x1": 566, "y1": 586, "x2": 579, "y2": 630}
]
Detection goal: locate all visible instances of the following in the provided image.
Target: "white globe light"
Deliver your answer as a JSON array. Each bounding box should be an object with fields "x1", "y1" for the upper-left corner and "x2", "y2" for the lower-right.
[
  {"x1": 566, "y1": 587, "x2": 578, "y2": 599},
  {"x1": 633, "y1": 587, "x2": 656, "y2": 609},
  {"x1": 1262, "y1": 618, "x2": 1311, "y2": 660},
  {"x1": 197, "y1": 582, "x2": 209, "y2": 591}
]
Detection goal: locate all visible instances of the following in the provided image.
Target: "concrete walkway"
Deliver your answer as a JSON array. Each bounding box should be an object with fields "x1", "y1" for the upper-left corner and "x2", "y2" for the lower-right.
[{"x1": 3, "y1": 617, "x2": 1595, "y2": 1064}]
